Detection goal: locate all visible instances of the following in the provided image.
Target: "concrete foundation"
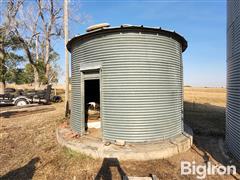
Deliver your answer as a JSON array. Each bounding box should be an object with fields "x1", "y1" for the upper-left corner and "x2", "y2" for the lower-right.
[{"x1": 56, "y1": 125, "x2": 193, "y2": 161}]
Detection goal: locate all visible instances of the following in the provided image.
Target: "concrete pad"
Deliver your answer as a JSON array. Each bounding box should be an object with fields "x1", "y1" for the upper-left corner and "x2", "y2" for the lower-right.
[{"x1": 56, "y1": 125, "x2": 193, "y2": 161}]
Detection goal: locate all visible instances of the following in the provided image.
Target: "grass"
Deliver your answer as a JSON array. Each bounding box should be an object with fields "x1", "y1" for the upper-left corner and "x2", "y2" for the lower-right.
[
  {"x1": 184, "y1": 87, "x2": 226, "y2": 136},
  {"x1": 62, "y1": 147, "x2": 92, "y2": 160},
  {"x1": 1, "y1": 87, "x2": 237, "y2": 180}
]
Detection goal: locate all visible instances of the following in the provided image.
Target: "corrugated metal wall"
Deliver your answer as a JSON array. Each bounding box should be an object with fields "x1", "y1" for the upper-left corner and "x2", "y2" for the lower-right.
[
  {"x1": 226, "y1": 0, "x2": 240, "y2": 161},
  {"x1": 70, "y1": 44, "x2": 83, "y2": 134},
  {"x1": 70, "y1": 28, "x2": 186, "y2": 143}
]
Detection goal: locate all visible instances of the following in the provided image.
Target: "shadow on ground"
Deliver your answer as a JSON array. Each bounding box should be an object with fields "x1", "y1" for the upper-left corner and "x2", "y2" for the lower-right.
[
  {"x1": 95, "y1": 158, "x2": 127, "y2": 180},
  {"x1": 184, "y1": 101, "x2": 225, "y2": 136},
  {"x1": 0, "y1": 157, "x2": 40, "y2": 180},
  {"x1": 0, "y1": 106, "x2": 56, "y2": 118},
  {"x1": 184, "y1": 101, "x2": 240, "y2": 175}
]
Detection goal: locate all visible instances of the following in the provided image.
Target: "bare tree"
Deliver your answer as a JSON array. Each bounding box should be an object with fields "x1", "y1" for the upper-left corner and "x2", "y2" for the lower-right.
[
  {"x1": 1, "y1": 0, "x2": 89, "y2": 93},
  {"x1": 3, "y1": 0, "x2": 63, "y2": 88},
  {"x1": 37, "y1": 0, "x2": 62, "y2": 84},
  {"x1": 3, "y1": 0, "x2": 41, "y2": 89}
]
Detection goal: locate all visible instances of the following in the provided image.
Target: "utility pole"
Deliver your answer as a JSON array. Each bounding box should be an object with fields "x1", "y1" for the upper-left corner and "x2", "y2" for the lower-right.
[
  {"x1": 0, "y1": 27, "x2": 5, "y2": 94},
  {"x1": 64, "y1": 0, "x2": 70, "y2": 118}
]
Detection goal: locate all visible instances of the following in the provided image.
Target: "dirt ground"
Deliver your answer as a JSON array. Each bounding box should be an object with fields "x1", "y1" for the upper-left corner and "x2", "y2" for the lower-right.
[{"x1": 0, "y1": 88, "x2": 240, "y2": 180}]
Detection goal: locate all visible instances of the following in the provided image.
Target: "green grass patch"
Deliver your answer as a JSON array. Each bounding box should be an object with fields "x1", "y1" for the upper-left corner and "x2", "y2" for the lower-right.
[{"x1": 62, "y1": 147, "x2": 93, "y2": 160}]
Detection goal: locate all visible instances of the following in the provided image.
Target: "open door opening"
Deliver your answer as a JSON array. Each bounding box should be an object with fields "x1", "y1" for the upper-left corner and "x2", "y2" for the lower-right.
[{"x1": 84, "y1": 79, "x2": 101, "y2": 138}]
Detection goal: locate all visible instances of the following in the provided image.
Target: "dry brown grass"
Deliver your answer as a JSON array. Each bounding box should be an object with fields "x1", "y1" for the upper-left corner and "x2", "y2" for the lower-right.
[
  {"x1": 1, "y1": 87, "x2": 239, "y2": 180},
  {"x1": 0, "y1": 103, "x2": 194, "y2": 179},
  {"x1": 184, "y1": 87, "x2": 226, "y2": 136},
  {"x1": 184, "y1": 87, "x2": 226, "y2": 107}
]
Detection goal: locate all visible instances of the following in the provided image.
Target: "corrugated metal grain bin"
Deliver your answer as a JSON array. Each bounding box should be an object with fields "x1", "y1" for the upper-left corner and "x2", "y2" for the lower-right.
[
  {"x1": 67, "y1": 25, "x2": 187, "y2": 143},
  {"x1": 226, "y1": 0, "x2": 240, "y2": 161}
]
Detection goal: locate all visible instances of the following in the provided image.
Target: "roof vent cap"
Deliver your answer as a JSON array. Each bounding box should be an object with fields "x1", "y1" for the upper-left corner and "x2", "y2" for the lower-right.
[{"x1": 86, "y1": 23, "x2": 110, "y2": 32}]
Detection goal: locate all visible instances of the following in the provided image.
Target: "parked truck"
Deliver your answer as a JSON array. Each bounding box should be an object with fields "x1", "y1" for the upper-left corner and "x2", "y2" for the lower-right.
[{"x1": 0, "y1": 85, "x2": 52, "y2": 106}]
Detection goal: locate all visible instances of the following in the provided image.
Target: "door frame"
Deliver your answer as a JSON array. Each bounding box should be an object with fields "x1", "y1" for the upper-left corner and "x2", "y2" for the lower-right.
[{"x1": 80, "y1": 68, "x2": 103, "y2": 139}]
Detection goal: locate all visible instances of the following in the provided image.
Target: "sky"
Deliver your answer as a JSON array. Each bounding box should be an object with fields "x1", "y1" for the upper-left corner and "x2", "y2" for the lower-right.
[{"x1": 55, "y1": 0, "x2": 227, "y2": 87}]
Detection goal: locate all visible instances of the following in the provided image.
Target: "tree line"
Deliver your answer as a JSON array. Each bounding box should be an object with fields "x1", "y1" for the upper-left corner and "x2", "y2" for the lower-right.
[{"x1": 0, "y1": 0, "x2": 86, "y2": 93}]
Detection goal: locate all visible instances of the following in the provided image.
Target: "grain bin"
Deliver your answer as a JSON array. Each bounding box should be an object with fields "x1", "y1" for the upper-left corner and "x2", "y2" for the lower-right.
[
  {"x1": 226, "y1": 0, "x2": 240, "y2": 161},
  {"x1": 67, "y1": 25, "x2": 187, "y2": 143}
]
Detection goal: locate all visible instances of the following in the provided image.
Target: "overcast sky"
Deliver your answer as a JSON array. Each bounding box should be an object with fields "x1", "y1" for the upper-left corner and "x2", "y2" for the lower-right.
[{"x1": 54, "y1": 0, "x2": 226, "y2": 87}]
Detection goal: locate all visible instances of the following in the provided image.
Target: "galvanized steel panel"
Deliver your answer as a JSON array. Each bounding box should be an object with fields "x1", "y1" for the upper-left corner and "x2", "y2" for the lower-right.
[
  {"x1": 69, "y1": 27, "x2": 187, "y2": 143},
  {"x1": 70, "y1": 47, "x2": 83, "y2": 134},
  {"x1": 227, "y1": 0, "x2": 240, "y2": 161}
]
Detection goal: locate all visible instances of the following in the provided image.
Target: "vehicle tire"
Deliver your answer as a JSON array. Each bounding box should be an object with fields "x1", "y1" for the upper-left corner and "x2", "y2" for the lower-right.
[
  {"x1": 51, "y1": 96, "x2": 62, "y2": 103},
  {"x1": 15, "y1": 99, "x2": 28, "y2": 106}
]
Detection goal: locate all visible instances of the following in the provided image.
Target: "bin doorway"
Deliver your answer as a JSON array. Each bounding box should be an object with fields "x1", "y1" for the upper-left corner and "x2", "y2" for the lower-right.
[{"x1": 83, "y1": 76, "x2": 101, "y2": 138}]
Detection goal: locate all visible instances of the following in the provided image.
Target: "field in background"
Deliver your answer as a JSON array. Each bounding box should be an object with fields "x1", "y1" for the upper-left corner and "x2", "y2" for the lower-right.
[
  {"x1": 184, "y1": 87, "x2": 226, "y2": 107},
  {"x1": 184, "y1": 87, "x2": 226, "y2": 136}
]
